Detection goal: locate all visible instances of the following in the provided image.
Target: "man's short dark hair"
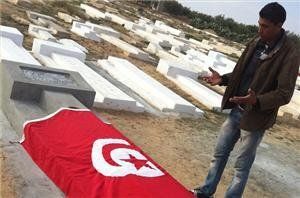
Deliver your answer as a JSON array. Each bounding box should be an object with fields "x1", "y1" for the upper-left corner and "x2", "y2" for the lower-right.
[{"x1": 259, "y1": 2, "x2": 286, "y2": 24}]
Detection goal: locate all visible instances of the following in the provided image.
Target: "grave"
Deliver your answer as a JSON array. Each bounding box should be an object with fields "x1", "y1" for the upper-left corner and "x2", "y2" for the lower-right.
[
  {"x1": 32, "y1": 39, "x2": 144, "y2": 112},
  {"x1": 104, "y1": 12, "x2": 130, "y2": 26},
  {"x1": 85, "y1": 21, "x2": 120, "y2": 38},
  {"x1": 80, "y1": 4, "x2": 106, "y2": 19},
  {"x1": 133, "y1": 29, "x2": 172, "y2": 48},
  {"x1": 2, "y1": 62, "x2": 95, "y2": 108},
  {"x1": 0, "y1": 25, "x2": 24, "y2": 46},
  {"x1": 0, "y1": 25, "x2": 41, "y2": 66},
  {"x1": 157, "y1": 59, "x2": 225, "y2": 112},
  {"x1": 37, "y1": 18, "x2": 70, "y2": 37},
  {"x1": 188, "y1": 38, "x2": 213, "y2": 51},
  {"x1": 57, "y1": 12, "x2": 78, "y2": 23},
  {"x1": 0, "y1": 61, "x2": 96, "y2": 198},
  {"x1": 124, "y1": 22, "x2": 146, "y2": 32},
  {"x1": 97, "y1": 56, "x2": 203, "y2": 117},
  {"x1": 26, "y1": 10, "x2": 56, "y2": 22},
  {"x1": 28, "y1": 24, "x2": 56, "y2": 41},
  {"x1": 99, "y1": 34, "x2": 153, "y2": 62},
  {"x1": 154, "y1": 20, "x2": 185, "y2": 37},
  {"x1": 59, "y1": 38, "x2": 88, "y2": 53},
  {"x1": 71, "y1": 21, "x2": 101, "y2": 42},
  {"x1": 26, "y1": 11, "x2": 69, "y2": 37}
]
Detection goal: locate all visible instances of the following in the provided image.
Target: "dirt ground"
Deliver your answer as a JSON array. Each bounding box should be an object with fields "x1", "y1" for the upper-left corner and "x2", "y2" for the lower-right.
[
  {"x1": 1, "y1": 1, "x2": 300, "y2": 197},
  {"x1": 90, "y1": 108, "x2": 300, "y2": 198}
]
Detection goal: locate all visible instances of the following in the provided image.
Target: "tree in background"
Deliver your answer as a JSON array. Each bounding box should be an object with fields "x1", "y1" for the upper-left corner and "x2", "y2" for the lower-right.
[{"x1": 135, "y1": 0, "x2": 300, "y2": 47}]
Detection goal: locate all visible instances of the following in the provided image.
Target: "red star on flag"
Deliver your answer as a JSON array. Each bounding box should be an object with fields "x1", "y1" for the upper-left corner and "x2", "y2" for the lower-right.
[{"x1": 122, "y1": 154, "x2": 153, "y2": 170}]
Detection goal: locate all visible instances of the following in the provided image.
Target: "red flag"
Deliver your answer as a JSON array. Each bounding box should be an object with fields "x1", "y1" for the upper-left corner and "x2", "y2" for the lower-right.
[{"x1": 21, "y1": 108, "x2": 193, "y2": 198}]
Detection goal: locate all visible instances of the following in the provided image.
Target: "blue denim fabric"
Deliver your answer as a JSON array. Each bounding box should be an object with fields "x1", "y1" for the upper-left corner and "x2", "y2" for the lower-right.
[{"x1": 200, "y1": 107, "x2": 264, "y2": 198}]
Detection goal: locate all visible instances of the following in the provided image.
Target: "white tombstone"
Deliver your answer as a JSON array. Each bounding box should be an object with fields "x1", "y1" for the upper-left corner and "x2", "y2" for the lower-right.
[
  {"x1": 124, "y1": 22, "x2": 146, "y2": 31},
  {"x1": 26, "y1": 10, "x2": 56, "y2": 22},
  {"x1": 145, "y1": 25, "x2": 167, "y2": 34},
  {"x1": 155, "y1": 33, "x2": 190, "y2": 50},
  {"x1": 36, "y1": 18, "x2": 69, "y2": 36},
  {"x1": 59, "y1": 39, "x2": 88, "y2": 53},
  {"x1": 0, "y1": 25, "x2": 41, "y2": 66},
  {"x1": 296, "y1": 76, "x2": 300, "y2": 89},
  {"x1": 104, "y1": 12, "x2": 130, "y2": 25},
  {"x1": 188, "y1": 38, "x2": 213, "y2": 51},
  {"x1": 99, "y1": 34, "x2": 152, "y2": 62},
  {"x1": 291, "y1": 89, "x2": 300, "y2": 106},
  {"x1": 154, "y1": 20, "x2": 185, "y2": 37},
  {"x1": 80, "y1": 4, "x2": 106, "y2": 19},
  {"x1": 32, "y1": 38, "x2": 86, "y2": 62},
  {"x1": 85, "y1": 21, "x2": 120, "y2": 38},
  {"x1": 98, "y1": 56, "x2": 203, "y2": 117},
  {"x1": 0, "y1": 25, "x2": 23, "y2": 46},
  {"x1": 28, "y1": 24, "x2": 56, "y2": 41},
  {"x1": 133, "y1": 29, "x2": 172, "y2": 48},
  {"x1": 71, "y1": 21, "x2": 101, "y2": 42},
  {"x1": 157, "y1": 59, "x2": 201, "y2": 80},
  {"x1": 57, "y1": 12, "x2": 78, "y2": 23},
  {"x1": 32, "y1": 39, "x2": 144, "y2": 112},
  {"x1": 157, "y1": 59, "x2": 224, "y2": 112}
]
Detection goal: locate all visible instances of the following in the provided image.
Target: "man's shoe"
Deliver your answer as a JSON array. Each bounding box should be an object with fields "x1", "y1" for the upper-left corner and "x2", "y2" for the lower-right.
[{"x1": 191, "y1": 188, "x2": 213, "y2": 198}]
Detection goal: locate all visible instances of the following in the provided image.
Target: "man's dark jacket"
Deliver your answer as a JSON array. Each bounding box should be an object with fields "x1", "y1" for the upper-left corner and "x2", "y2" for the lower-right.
[{"x1": 221, "y1": 32, "x2": 300, "y2": 131}]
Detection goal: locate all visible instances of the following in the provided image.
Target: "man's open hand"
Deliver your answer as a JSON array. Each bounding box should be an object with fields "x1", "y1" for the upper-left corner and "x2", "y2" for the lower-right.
[
  {"x1": 229, "y1": 89, "x2": 257, "y2": 105},
  {"x1": 199, "y1": 67, "x2": 221, "y2": 86}
]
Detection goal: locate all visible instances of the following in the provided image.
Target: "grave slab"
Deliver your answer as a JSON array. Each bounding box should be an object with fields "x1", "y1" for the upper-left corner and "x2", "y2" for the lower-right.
[
  {"x1": 26, "y1": 10, "x2": 56, "y2": 22},
  {"x1": 57, "y1": 12, "x2": 78, "y2": 23},
  {"x1": 28, "y1": 24, "x2": 56, "y2": 41},
  {"x1": 37, "y1": 18, "x2": 70, "y2": 37},
  {"x1": 157, "y1": 59, "x2": 200, "y2": 80},
  {"x1": 104, "y1": 12, "x2": 130, "y2": 25},
  {"x1": 1, "y1": 62, "x2": 95, "y2": 108},
  {"x1": 80, "y1": 4, "x2": 106, "y2": 19},
  {"x1": 98, "y1": 56, "x2": 203, "y2": 117},
  {"x1": 0, "y1": 25, "x2": 23, "y2": 46},
  {"x1": 71, "y1": 21, "x2": 101, "y2": 42},
  {"x1": 157, "y1": 60, "x2": 224, "y2": 112},
  {"x1": 99, "y1": 34, "x2": 152, "y2": 62},
  {"x1": 85, "y1": 21, "x2": 120, "y2": 38},
  {"x1": 51, "y1": 54, "x2": 144, "y2": 112},
  {"x1": 133, "y1": 29, "x2": 172, "y2": 48},
  {"x1": 124, "y1": 22, "x2": 146, "y2": 31},
  {"x1": 59, "y1": 38, "x2": 88, "y2": 53},
  {"x1": 32, "y1": 38, "x2": 86, "y2": 62},
  {"x1": 32, "y1": 40, "x2": 144, "y2": 112},
  {"x1": 1, "y1": 26, "x2": 41, "y2": 66},
  {"x1": 154, "y1": 20, "x2": 184, "y2": 37}
]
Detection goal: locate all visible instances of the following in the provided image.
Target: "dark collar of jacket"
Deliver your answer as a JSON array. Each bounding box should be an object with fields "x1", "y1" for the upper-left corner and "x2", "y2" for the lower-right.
[{"x1": 248, "y1": 30, "x2": 287, "y2": 61}]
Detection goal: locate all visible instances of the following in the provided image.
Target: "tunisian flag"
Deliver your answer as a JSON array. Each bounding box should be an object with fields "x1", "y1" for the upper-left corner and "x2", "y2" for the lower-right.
[{"x1": 21, "y1": 108, "x2": 193, "y2": 198}]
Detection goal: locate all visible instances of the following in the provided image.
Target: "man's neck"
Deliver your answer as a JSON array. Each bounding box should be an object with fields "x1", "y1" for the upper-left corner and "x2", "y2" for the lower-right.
[{"x1": 266, "y1": 29, "x2": 283, "y2": 47}]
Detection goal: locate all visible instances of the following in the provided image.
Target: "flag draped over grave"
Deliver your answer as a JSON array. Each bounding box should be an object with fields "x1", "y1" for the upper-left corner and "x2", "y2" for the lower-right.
[{"x1": 21, "y1": 108, "x2": 193, "y2": 198}]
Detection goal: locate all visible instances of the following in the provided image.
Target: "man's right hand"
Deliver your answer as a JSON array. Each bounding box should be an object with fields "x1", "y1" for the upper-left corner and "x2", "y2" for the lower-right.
[{"x1": 198, "y1": 67, "x2": 221, "y2": 86}]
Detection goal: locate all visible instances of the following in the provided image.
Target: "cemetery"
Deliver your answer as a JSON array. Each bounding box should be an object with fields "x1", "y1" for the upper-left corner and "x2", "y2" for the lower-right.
[{"x1": 0, "y1": 0, "x2": 299, "y2": 197}]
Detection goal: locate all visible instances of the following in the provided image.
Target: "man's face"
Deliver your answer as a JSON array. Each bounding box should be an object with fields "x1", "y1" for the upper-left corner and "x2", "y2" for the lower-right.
[{"x1": 258, "y1": 17, "x2": 282, "y2": 42}]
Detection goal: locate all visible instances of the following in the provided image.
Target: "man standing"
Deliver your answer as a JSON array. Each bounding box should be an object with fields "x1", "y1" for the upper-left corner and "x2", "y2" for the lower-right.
[{"x1": 193, "y1": 2, "x2": 300, "y2": 198}]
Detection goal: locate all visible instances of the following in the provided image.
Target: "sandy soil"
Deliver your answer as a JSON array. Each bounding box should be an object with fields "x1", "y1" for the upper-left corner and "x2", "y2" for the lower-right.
[
  {"x1": 1, "y1": 1, "x2": 299, "y2": 197},
  {"x1": 1, "y1": 151, "x2": 16, "y2": 198}
]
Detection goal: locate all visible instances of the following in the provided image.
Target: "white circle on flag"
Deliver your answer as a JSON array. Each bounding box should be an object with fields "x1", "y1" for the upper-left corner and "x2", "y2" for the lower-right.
[{"x1": 91, "y1": 138, "x2": 164, "y2": 177}]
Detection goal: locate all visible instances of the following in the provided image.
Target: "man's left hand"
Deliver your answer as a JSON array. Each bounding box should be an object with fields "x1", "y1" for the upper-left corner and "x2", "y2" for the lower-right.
[{"x1": 229, "y1": 89, "x2": 257, "y2": 105}]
